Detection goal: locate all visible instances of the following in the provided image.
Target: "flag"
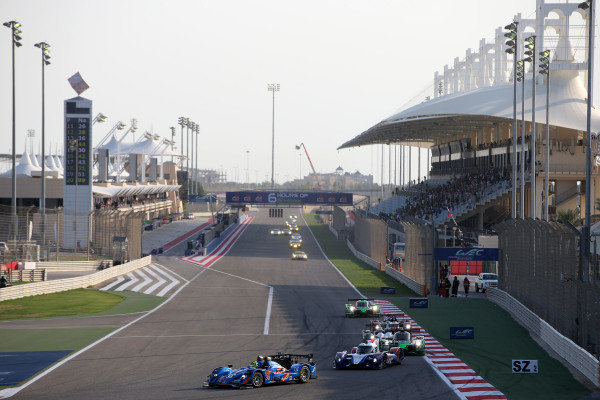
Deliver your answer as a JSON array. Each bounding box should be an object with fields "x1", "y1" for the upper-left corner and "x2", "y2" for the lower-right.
[
  {"x1": 68, "y1": 72, "x2": 89, "y2": 95},
  {"x1": 448, "y1": 209, "x2": 452, "y2": 218}
]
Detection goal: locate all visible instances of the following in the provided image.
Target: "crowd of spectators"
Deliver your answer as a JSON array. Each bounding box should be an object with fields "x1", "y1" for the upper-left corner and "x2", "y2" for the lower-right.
[{"x1": 380, "y1": 167, "x2": 510, "y2": 222}]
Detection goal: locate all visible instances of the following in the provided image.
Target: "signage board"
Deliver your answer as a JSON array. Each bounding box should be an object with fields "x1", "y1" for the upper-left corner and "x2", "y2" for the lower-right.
[
  {"x1": 434, "y1": 247, "x2": 499, "y2": 261},
  {"x1": 512, "y1": 359, "x2": 538, "y2": 373},
  {"x1": 380, "y1": 286, "x2": 396, "y2": 295},
  {"x1": 226, "y1": 191, "x2": 353, "y2": 206},
  {"x1": 450, "y1": 326, "x2": 475, "y2": 339},
  {"x1": 409, "y1": 298, "x2": 429, "y2": 308},
  {"x1": 65, "y1": 116, "x2": 90, "y2": 186}
]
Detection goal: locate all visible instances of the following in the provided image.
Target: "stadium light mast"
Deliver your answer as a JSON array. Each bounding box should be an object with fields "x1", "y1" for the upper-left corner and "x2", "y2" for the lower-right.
[
  {"x1": 539, "y1": 50, "x2": 551, "y2": 221},
  {"x1": 580, "y1": 0, "x2": 594, "y2": 282},
  {"x1": 525, "y1": 35, "x2": 537, "y2": 219},
  {"x1": 267, "y1": 83, "x2": 280, "y2": 188},
  {"x1": 516, "y1": 60, "x2": 525, "y2": 219},
  {"x1": 505, "y1": 21, "x2": 519, "y2": 219}
]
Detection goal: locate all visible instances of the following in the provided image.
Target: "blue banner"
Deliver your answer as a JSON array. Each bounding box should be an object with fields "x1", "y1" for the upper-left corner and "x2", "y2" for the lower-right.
[
  {"x1": 409, "y1": 298, "x2": 428, "y2": 308},
  {"x1": 380, "y1": 286, "x2": 396, "y2": 295},
  {"x1": 450, "y1": 327, "x2": 475, "y2": 339},
  {"x1": 226, "y1": 191, "x2": 353, "y2": 206},
  {"x1": 434, "y1": 247, "x2": 499, "y2": 261}
]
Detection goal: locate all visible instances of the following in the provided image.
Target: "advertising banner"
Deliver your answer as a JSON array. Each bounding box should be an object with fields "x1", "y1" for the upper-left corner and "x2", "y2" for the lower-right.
[
  {"x1": 434, "y1": 247, "x2": 499, "y2": 261},
  {"x1": 450, "y1": 326, "x2": 475, "y2": 339},
  {"x1": 409, "y1": 298, "x2": 429, "y2": 308},
  {"x1": 226, "y1": 191, "x2": 353, "y2": 206}
]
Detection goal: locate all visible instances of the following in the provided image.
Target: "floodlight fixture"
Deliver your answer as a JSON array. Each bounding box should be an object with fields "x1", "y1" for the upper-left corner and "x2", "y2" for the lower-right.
[
  {"x1": 267, "y1": 83, "x2": 280, "y2": 91},
  {"x1": 506, "y1": 40, "x2": 515, "y2": 47},
  {"x1": 579, "y1": 0, "x2": 590, "y2": 10},
  {"x1": 505, "y1": 23, "x2": 517, "y2": 31}
]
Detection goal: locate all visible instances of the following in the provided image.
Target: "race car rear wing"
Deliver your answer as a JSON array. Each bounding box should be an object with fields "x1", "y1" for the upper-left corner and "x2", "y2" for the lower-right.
[
  {"x1": 269, "y1": 352, "x2": 315, "y2": 369},
  {"x1": 347, "y1": 298, "x2": 374, "y2": 301}
]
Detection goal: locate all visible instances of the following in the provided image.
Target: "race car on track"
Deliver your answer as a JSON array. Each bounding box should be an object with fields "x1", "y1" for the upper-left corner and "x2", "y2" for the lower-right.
[
  {"x1": 292, "y1": 251, "x2": 307, "y2": 260},
  {"x1": 388, "y1": 331, "x2": 426, "y2": 356},
  {"x1": 205, "y1": 353, "x2": 317, "y2": 388},
  {"x1": 345, "y1": 298, "x2": 381, "y2": 318},
  {"x1": 333, "y1": 342, "x2": 403, "y2": 369},
  {"x1": 283, "y1": 228, "x2": 292, "y2": 235},
  {"x1": 290, "y1": 225, "x2": 300, "y2": 232},
  {"x1": 289, "y1": 239, "x2": 302, "y2": 249},
  {"x1": 291, "y1": 234, "x2": 302, "y2": 242},
  {"x1": 270, "y1": 229, "x2": 283, "y2": 235}
]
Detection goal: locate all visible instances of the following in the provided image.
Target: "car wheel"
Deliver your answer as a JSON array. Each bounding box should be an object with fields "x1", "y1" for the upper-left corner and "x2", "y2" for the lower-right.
[
  {"x1": 251, "y1": 371, "x2": 264, "y2": 388},
  {"x1": 298, "y1": 365, "x2": 310, "y2": 383}
]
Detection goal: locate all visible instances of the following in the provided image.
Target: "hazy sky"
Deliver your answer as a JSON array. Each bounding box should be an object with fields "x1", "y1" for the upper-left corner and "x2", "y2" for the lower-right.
[{"x1": 0, "y1": 0, "x2": 597, "y2": 184}]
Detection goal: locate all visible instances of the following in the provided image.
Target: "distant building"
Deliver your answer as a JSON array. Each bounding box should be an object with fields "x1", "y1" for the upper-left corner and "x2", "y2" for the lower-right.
[{"x1": 285, "y1": 167, "x2": 373, "y2": 190}]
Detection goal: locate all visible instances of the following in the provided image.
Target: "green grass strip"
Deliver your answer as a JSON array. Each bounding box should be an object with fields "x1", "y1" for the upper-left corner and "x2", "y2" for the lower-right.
[
  {"x1": 304, "y1": 213, "x2": 416, "y2": 297},
  {"x1": 0, "y1": 289, "x2": 124, "y2": 320},
  {"x1": 86, "y1": 290, "x2": 165, "y2": 316},
  {"x1": 0, "y1": 327, "x2": 116, "y2": 352},
  {"x1": 391, "y1": 297, "x2": 591, "y2": 400}
]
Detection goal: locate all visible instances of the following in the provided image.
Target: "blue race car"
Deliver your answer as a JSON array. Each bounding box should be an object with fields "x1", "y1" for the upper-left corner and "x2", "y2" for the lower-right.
[
  {"x1": 334, "y1": 342, "x2": 404, "y2": 369},
  {"x1": 205, "y1": 353, "x2": 317, "y2": 388}
]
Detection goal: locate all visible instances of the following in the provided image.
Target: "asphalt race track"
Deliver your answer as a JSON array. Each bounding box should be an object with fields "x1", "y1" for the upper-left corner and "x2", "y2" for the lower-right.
[{"x1": 12, "y1": 208, "x2": 459, "y2": 400}]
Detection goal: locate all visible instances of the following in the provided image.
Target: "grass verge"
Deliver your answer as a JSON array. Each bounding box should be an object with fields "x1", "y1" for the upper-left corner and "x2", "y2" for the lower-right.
[
  {"x1": 0, "y1": 289, "x2": 124, "y2": 320},
  {"x1": 304, "y1": 213, "x2": 416, "y2": 297},
  {"x1": 0, "y1": 327, "x2": 116, "y2": 352},
  {"x1": 390, "y1": 297, "x2": 591, "y2": 400}
]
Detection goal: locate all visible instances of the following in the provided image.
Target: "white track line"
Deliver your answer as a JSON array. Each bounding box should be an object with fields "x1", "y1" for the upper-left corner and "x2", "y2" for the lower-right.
[
  {"x1": 129, "y1": 269, "x2": 153, "y2": 292},
  {"x1": 0, "y1": 265, "x2": 210, "y2": 399},
  {"x1": 263, "y1": 287, "x2": 273, "y2": 335},
  {"x1": 142, "y1": 265, "x2": 166, "y2": 295},
  {"x1": 154, "y1": 266, "x2": 180, "y2": 297},
  {"x1": 100, "y1": 276, "x2": 125, "y2": 291},
  {"x1": 152, "y1": 262, "x2": 190, "y2": 283},
  {"x1": 114, "y1": 272, "x2": 139, "y2": 291}
]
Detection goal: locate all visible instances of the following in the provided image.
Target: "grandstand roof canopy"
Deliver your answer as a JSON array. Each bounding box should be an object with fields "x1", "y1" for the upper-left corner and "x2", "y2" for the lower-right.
[
  {"x1": 92, "y1": 184, "x2": 181, "y2": 198},
  {"x1": 339, "y1": 70, "x2": 600, "y2": 150}
]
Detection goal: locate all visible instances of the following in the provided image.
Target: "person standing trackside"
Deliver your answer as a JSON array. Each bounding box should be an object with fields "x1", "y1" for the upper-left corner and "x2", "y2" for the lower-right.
[
  {"x1": 463, "y1": 276, "x2": 470, "y2": 298},
  {"x1": 451, "y1": 276, "x2": 459, "y2": 297},
  {"x1": 444, "y1": 278, "x2": 451, "y2": 298}
]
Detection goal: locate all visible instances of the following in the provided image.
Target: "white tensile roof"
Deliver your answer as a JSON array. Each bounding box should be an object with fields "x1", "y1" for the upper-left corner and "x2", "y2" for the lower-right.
[
  {"x1": 92, "y1": 184, "x2": 181, "y2": 198},
  {"x1": 1, "y1": 152, "x2": 42, "y2": 177},
  {"x1": 339, "y1": 70, "x2": 600, "y2": 149}
]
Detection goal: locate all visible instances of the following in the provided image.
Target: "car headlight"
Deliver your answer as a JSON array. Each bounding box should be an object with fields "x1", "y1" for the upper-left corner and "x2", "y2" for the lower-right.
[
  {"x1": 212, "y1": 373, "x2": 218, "y2": 378},
  {"x1": 350, "y1": 306, "x2": 355, "y2": 311},
  {"x1": 373, "y1": 357, "x2": 379, "y2": 363},
  {"x1": 414, "y1": 339, "x2": 423, "y2": 347},
  {"x1": 372, "y1": 305, "x2": 379, "y2": 310},
  {"x1": 240, "y1": 374, "x2": 247, "y2": 380},
  {"x1": 374, "y1": 324, "x2": 380, "y2": 330},
  {"x1": 404, "y1": 323, "x2": 411, "y2": 330}
]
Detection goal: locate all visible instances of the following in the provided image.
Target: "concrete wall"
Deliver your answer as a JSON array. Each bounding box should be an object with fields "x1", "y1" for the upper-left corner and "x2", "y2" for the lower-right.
[{"x1": 352, "y1": 213, "x2": 387, "y2": 265}]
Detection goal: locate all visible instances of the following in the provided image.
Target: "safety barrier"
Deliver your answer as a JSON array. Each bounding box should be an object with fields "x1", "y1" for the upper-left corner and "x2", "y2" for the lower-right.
[
  {"x1": 1, "y1": 269, "x2": 46, "y2": 283},
  {"x1": 328, "y1": 224, "x2": 339, "y2": 239},
  {"x1": 384, "y1": 266, "x2": 423, "y2": 295},
  {"x1": 487, "y1": 287, "x2": 600, "y2": 388},
  {"x1": 0, "y1": 256, "x2": 152, "y2": 302},
  {"x1": 37, "y1": 260, "x2": 113, "y2": 271},
  {"x1": 346, "y1": 239, "x2": 379, "y2": 269}
]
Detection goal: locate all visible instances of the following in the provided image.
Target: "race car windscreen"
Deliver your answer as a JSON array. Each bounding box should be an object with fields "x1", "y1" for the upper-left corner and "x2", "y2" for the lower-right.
[
  {"x1": 356, "y1": 301, "x2": 368, "y2": 308},
  {"x1": 356, "y1": 345, "x2": 373, "y2": 354},
  {"x1": 394, "y1": 332, "x2": 410, "y2": 342}
]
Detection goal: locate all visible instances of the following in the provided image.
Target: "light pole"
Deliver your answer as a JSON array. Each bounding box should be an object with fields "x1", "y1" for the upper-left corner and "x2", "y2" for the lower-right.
[
  {"x1": 178, "y1": 117, "x2": 187, "y2": 197},
  {"x1": 539, "y1": 50, "x2": 551, "y2": 220},
  {"x1": 195, "y1": 124, "x2": 199, "y2": 194},
  {"x1": 505, "y1": 21, "x2": 519, "y2": 219},
  {"x1": 170, "y1": 126, "x2": 175, "y2": 163},
  {"x1": 525, "y1": 35, "x2": 537, "y2": 218},
  {"x1": 580, "y1": 0, "x2": 594, "y2": 282},
  {"x1": 186, "y1": 120, "x2": 193, "y2": 196},
  {"x1": 246, "y1": 150, "x2": 250, "y2": 187},
  {"x1": 516, "y1": 60, "x2": 525, "y2": 219},
  {"x1": 267, "y1": 83, "x2": 280, "y2": 188},
  {"x1": 4, "y1": 20, "x2": 22, "y2": 238},
  {"x1": 26, "y1": 130, "x2": 35, "y2": 153}
]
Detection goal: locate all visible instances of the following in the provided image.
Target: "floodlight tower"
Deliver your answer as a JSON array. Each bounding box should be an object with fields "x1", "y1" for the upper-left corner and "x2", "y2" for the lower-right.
[
  {"x1": 267, "y1": 83, "x2": 280, "y2": 188},
  {"x1": 504, "y1": 21, "x2": 519, "y2": 219}
]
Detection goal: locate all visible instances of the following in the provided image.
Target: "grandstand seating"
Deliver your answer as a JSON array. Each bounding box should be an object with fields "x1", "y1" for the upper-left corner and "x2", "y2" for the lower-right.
[{"x1": 369, "y1": 196, "x2": 407, "y2": 215}]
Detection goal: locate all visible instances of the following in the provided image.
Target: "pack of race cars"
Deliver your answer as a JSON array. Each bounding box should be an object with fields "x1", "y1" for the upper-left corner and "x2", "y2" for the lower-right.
[
  {"x1": 270, "y1": 215, "x2": 308, "y2": 261},
  {"x1": 205, "y1": 298, "x2": 427, "y2": 389}
]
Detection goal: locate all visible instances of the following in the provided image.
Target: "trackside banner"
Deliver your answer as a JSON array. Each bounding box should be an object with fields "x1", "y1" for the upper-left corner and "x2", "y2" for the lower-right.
[
  {"x1": 225, "y1": 191, "x2": 353, "y2": 206},
  {"x1": 434, "y1": 247, "x2": 499, "y2": 261}
]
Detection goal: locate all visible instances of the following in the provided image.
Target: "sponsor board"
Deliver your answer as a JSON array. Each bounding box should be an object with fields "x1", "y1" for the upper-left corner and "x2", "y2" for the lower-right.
[
  {"x1": 380, "y1": 286, "x2": 396, "y2": 295},
  {"x1": 434, "y1": 247, "x2": 499, "y2": 261},
  {"x1": 226, "y1": 191, "x2": 353, "y2": 206},
  {"x1": 450, "y1": 326, "x2": 475, "y2": 339},
  {"x1": 409, "y1": 298, "x2": 428, "y2": 308}
]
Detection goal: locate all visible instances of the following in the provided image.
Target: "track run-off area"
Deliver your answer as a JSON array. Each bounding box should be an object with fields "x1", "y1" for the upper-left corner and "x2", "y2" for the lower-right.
[{"x1": 5, "y1": 208, "x2": 476, "y2": 399}]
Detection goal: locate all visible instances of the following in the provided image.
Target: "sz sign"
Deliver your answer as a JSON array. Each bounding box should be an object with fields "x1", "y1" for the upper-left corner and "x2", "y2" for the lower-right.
[
  {"x1": 434, "y1": 247, "x2": 499, "y2": 261},
  {"x1": 449, "y1": 327, "x2": 475, "y2": 339},
  {"x1": 512, "y1": 359, "x2": 538, "y2": 373},
  {"x1": 226, "y1": 191, "x2": 353, "y2": 206},
  {"x1": 409, "y1": 298, "x2": 429, "y2": 308}
]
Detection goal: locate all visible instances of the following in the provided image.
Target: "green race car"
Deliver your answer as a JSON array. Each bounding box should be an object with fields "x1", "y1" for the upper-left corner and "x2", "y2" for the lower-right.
[
  {"x1": 345, "y1": 299, "x2": 381, "y2": 318},
  {"x1": 388, "y1": 331, "x2": 426, "y2": 356}
]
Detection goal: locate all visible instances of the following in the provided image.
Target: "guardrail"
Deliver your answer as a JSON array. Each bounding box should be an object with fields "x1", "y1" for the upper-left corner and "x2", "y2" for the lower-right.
[
  {"x1": 487, "y1": 287, "x2": 599, "y2": 388},
  {"x1": 1, "y1": 269, "x2": 46, "y2": 283},
  {"x1": 346, "y1": 239, "x2": 379, "y2": 269},
  {"x1": 384, "y1": 266, "x2": 422, "y2": 295},
  {"x1": 37, "y1": 260, "x2": 113, "y2": 271},
  {"x1": 0, "y1": 256, "x2": 151, "y2": 302},
  {"x1": 328, "y1": 224, "x2": 339, "y2": 239}
]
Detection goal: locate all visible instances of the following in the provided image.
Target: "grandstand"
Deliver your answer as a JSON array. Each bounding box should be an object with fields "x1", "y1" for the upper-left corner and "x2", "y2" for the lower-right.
[{"x1": 340, "y1": 0, "x2": 599, "y2": 229}]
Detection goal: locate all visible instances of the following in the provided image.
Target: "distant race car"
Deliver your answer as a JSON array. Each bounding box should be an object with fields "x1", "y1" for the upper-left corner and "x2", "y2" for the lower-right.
[
  {"x1": 289, "y1": 240, "x2": 302, "y2": 249},
  {"x1": 270, "y1": 229, "x2": 283, "y2": 235},
  {"x1": 205, "y1": 353, "x2": 317, "y2": 388},
  {"x1": 334, "y1": 342, "x2": 403, "y2": 369},
  {"x1": 290, "y1": 225, "x2": 300, "y2": 232},
  {"x1": 289, "y1": 215, "x2": 298, "y2": 219},
  {"x1": 388, "y1": 331, "x2": 426, "y2": 356},
  {"x1": 345, "y1": 298, "x2": 381, "y2": 318},
  {"x1": 292, "y1": 251, "x2": 307, "y2": 260},
  {"x1": 291, "y1": 234, "x2": 302, "y2": 242},
  {"x1": 283, "y1": 229, "x2": 292, "y2": 235}
]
